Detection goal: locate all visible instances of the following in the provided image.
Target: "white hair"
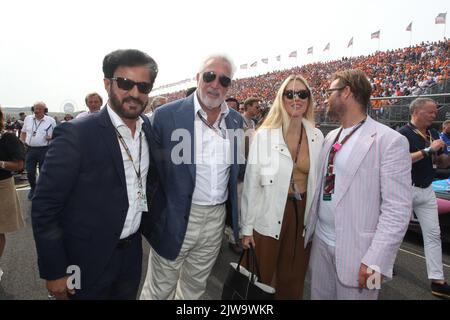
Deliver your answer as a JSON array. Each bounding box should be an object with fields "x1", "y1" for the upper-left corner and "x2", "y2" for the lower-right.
[{"x1": 198, "y1": 54, "x2": 236, "y2": 78}]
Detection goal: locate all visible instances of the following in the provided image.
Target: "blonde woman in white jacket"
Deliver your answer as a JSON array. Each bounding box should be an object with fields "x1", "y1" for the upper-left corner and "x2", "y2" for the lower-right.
[{"x1": 241, "y1": 75, "x2": 324, "y2": 299}]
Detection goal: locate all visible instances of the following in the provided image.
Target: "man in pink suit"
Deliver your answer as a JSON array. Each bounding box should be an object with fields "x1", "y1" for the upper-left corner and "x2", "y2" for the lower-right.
[{"x1": 305, "y1": 69, "x2": 412, "y2": 300}]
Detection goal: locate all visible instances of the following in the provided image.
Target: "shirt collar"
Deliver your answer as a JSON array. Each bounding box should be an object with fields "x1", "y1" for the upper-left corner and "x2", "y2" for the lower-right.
[
  {"x1": 193, "y1": 91, "x2": 229, "y2": 118},
  {"x1": 107, "y1": 104, "x2": 143, "y2": 134},
  {"x1": 33, "y1": 115, "x2": 46, "y2": 121}
]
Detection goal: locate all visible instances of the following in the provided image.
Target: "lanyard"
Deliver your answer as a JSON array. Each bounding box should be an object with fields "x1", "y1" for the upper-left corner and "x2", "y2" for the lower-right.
[
  {"x1": 197, "y1": 111, "x2": 226, "y2": 139},
  {"x1": 32, "y1": 118, "x2": 44, "y2": 133},
  {"x1": 29, "y1": 117, "x2": 48, "y2": 145},
  {"x1": 407, "y1": 123, "x2": 432, "y2": 146},
  {"x1": 323, "y1": 119, "x2": 366, "y2": 199},
  {"x1": 115, "y1": 129, "x2": 142, "y2": 187}
]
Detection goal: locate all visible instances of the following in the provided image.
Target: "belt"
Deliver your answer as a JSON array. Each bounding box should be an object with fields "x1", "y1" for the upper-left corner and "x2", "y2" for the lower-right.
[
  {"x1": 412, "y1": 182, "x2": 431, "y2": 189},
  {"x1": 27, "y1": 145, "x2": 49, "y2": 149},
  {"x1": 287, "y1": 192, "x2": 307, "y2": 201},
  {"x1": 116, "y1": 232, "x2": 138, "y2": 249}
]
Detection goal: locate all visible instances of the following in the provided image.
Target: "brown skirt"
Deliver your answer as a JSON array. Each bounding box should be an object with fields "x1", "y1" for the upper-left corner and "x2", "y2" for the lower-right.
[
  {"x1": 0, "y1": 177, "x2": 24, "y2": 233},
  {"x1": 243, "y1": 196, "x2": 311, "y2": 300}
]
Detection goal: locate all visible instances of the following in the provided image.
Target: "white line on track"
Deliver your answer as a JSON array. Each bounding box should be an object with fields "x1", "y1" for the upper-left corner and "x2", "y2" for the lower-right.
[{"x1": 399, "y1": 248, "x2": 450, "y2": 269}]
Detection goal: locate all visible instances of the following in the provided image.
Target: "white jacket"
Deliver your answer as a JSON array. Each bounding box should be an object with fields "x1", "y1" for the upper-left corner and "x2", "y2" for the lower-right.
[{"x1": 241, "y1": 119, "x2": 324, "y2": 239}]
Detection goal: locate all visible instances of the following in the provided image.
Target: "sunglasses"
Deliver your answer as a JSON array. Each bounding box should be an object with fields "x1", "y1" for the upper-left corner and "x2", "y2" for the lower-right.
[
  {"x1": 283, "y1": 90, "x2": 310, "y2": 100},
  {"x1": 325, "y1": 87, "x2": 346, "y2": 98},
  {"x1": 110, "y1": 77, "x2": 152, "y2": 94},
  {"x1": 202, "y1": 71, "x2": 232, "y2": 88}
]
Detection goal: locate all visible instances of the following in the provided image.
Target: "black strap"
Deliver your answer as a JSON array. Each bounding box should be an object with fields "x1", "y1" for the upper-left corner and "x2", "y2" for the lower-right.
[{"x1": 237, "y1": 244, "x2": 262, "y2": 283}]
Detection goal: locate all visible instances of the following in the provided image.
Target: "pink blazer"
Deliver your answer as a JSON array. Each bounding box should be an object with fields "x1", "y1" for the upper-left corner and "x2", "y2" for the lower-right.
[{"x1": 305, "y1": 116, "x2": 412, "y2": 287}]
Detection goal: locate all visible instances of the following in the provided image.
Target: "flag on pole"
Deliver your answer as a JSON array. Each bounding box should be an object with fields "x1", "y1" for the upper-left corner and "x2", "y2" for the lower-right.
[
  {"x1": 347, "y1": 37, "x2": 354, "y2": 48},
  {"x1": 250, "y1": 61, "x2": 257, "y2": 67},
  {"x1": 323, "y1": 43, "x2": 330, "y2": 51},
  {"x1": 435, "y1": 13, "x2": 447, "y2": 24},
  {"x1": 240, "y1": 64, "x2": 248, "y2": 70},
  {"x1": 288, "y1": 51, "x2": 297, "y2": 58},
  {"x1": 406, "y1": 22, "x2": 412, "y2": 31},
  {"x1": 276, "y1": 55, "x2": 281, "y2": 61},
  {"x1": 371, "y1": 30, "x2": 380, "y2": 39},
  {"x1": 261, "y1": 58, "x2": 268, "y2": 64},
  {"x1": 307, "y1": 47, "x2": 313, "y2": 55}
]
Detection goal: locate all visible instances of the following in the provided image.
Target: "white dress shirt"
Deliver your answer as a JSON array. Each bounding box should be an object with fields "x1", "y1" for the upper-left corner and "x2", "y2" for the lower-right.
[
  {"x1": 22, "y1": 115, "x2": 56, "y2": 146},
  {"x1": 75, "y1": 110, "x2": 99, "y2": 119},
  {"x1": 316, "y1": 122, "x2": 365, "y2": 246},
  {"x1": 107, "y1": 105, "x2": 150, "y2": 239},
  {"x1": 192, "y1": 94, "x2": 231, "y2": 206}
]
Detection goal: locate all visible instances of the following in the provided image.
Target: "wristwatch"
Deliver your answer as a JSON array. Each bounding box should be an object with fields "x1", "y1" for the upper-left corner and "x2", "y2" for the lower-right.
[{"x1": 422, "y1": 147, "x2": 434, "y2": 157}]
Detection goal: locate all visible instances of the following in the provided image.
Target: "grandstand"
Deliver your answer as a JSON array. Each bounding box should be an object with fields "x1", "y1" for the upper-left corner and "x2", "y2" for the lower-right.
[{"x1": 157, "y1": 40, "x2": 449, "y2": 131}]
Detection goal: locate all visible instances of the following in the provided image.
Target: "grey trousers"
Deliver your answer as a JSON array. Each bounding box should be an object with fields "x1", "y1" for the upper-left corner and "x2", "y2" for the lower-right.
[{"x1": 140, "y1": 203, "x2": 226, "y2": 300}]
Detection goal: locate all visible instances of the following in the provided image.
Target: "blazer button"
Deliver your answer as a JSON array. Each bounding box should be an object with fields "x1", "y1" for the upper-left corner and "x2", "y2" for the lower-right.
[
  {"x1": 270, "y1": 180, "x2": 273, "y2": 183},
  {"x1": 275, "y1": 235, "x2": 279, "y2": 239},
  {"x1": 278, "y1": 221, "x2": 281, "y2": 224},
  {"x1": 312, "y1": 139, "x2": 314, "y2": 142},
  {"x1": 188, "y1": 194, "x2": 192, "y2": 199}
]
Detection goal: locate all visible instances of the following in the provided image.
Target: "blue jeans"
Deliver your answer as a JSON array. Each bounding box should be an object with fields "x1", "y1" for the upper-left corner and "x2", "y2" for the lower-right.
[{"x1": 25, "y1": 146, "x2": 48, "y2": 191}]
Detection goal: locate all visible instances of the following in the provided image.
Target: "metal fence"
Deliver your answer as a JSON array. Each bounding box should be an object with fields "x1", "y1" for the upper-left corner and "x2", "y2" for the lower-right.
[{"x1": 316, "y1": 92, "x2": 450, "y2": 131}]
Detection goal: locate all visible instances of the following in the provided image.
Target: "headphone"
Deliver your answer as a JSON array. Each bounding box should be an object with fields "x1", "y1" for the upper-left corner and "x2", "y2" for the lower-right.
[{"x1": 31, "y1": 106, "x2": 49, "y2": 113}]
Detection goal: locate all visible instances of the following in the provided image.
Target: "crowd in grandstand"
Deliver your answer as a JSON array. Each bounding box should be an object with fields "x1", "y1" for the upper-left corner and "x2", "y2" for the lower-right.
[{"x1": 160, "y1": 40, "x2": 449, "y2": 120}]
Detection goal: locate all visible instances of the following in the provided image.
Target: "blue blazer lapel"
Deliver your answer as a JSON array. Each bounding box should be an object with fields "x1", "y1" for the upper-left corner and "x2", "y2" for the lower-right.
[
  {"x1": 173, "y1": 96, "x2": 196, "y2": 182},
  {"x1": 225, "y1": 113, "x2": 240, "y2": 164},
  {"x1": 140, "y1": 114, "x2": 154, "y2": 147},
  {"x1": 97, "y1": 107, "x2": 126, "y2": 187}
]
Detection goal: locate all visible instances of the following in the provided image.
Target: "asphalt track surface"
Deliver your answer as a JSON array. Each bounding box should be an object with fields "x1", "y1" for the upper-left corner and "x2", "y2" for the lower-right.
[{"x1": 1, "y1": 186, "x2": 449, "y2": 300}]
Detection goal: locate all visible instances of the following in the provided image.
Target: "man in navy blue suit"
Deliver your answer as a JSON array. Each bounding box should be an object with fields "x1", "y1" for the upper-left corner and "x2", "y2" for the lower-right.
[
  {"x1": 32, "y1": 49, "x2": 158, "y2": 300},
  {"x1": 140, "y1": 55, "x2": 244, "y2": 300}
]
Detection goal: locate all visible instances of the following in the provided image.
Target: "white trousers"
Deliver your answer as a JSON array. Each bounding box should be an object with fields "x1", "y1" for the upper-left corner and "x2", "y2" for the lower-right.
[
  {"x1": 412, "y1": 186, "x2": 444, "y2": 280},
  {"x1": 309, "y1": 235, "x2": 380, "y2": 300},
  {"x1": 140, "y1": 203, "x2": 226, "y2": 300}
]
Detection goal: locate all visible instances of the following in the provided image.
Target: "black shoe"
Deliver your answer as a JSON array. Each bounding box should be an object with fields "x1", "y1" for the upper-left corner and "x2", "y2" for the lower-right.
[
  {"x1": 431, "y1": 281, "x2": 450, "y2": 299},
  {"x1": 228, "y1": 243, "x2": 243, "y2": 255}
]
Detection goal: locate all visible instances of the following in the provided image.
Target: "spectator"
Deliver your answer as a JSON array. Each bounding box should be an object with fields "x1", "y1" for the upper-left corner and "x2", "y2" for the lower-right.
[
  {"x1": 76, "y1": 93, "x2": 103, "y2": 119},
  {"x1": 306, "y1": 69, "x2": 412, "y2": 300},
  {"x1": 225, "y1": 97, "x2": 239, "y2": 112},
  {"x1": 140, "y1": 54, "x2": 244, "y2": 300},
  {"x1": 0, "y1": 105, "x2": 25, "y2": 283},
  {"x1": 241, "y1": 75, "x2": 324, "y2": 299},
  {"x1": 19, "y1": 101, "x2": 56, "y2": 200},
  {"x1": 185, "y1": 87, "x2": 197, "y2": 97},
  {"x1": 398, "y1": 98, "x2": 450, "y2": 299},
  {"x1": 32, "y1": 49, "x2": 158, "y2": 300},
  {"x1": 439, "y1": 120, "x2": 450, "y2": 155}
]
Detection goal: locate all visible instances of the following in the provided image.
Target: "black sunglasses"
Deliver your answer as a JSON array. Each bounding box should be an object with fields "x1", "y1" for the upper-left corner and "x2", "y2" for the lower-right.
[
  {"x1": 110, "y1": 77, "x2": 152, "y2": 94},
  {"x1": 283, "y1": 89, "x2": 310, "y2": 100},
  {"x1": 326, "y1": 87, "x2": 346, "y2": 94},
  {"x1": 202, "y1": 71, "x2": 232, "y2": 88}
]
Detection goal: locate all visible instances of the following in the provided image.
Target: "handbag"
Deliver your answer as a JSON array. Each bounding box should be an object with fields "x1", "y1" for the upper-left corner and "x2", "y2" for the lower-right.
[{"x1": 221, "y1": 245, "x2": 275, "y2": 300}]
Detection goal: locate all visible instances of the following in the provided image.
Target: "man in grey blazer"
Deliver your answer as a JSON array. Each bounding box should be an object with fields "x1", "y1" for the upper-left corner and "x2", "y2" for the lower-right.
[
  {"x1": 305, "y1": 69, "x2": 412, "y2": 300},
  {"x1": 140, "y1": 54, "x2": 244, "y2": 299}
]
